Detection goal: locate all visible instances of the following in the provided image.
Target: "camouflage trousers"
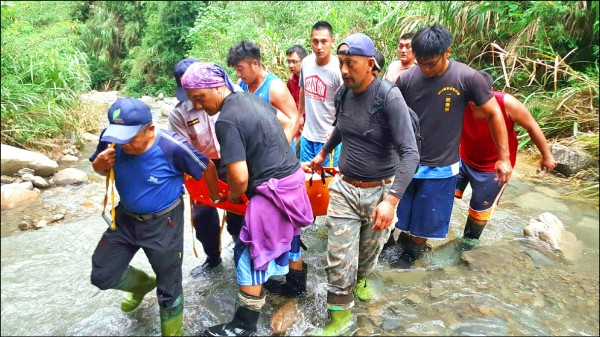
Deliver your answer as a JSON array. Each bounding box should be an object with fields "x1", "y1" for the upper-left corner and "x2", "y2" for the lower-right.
[{"x1": 325, "y1": 175, "x2": 394, "y2": 310}]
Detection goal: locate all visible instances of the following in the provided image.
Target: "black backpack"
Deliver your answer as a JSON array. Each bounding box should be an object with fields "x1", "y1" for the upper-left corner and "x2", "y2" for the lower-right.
[{"x1": 333, "y1": 79, "x2": 422, "y2": 154}]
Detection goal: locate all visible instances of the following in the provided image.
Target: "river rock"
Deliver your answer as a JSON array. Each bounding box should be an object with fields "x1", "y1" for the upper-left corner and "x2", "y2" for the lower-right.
[
  {"x1": 161, "y1": 102, "x2": 174, "y2": 117},
  {"x1": 461, "y1": 245, "x2": 518, "y2": 271},
  {"x1": 18, "y1": 167, "x2": 35, "y2": 176},
  {"x1": 51, "y1": 168, "x2": 88, "y2": 186},
  {"x1": 60, "y1": 154, "x2": 79, "y2": 163},
  {"x1": 20, "y1": 173, "x2": 50, "y2": 189},
  {"x1": 35, "y1": 219, "x2": 47, "y2": 229},
  {"x1": 523, "y1": 212, "x2": 564, "y2": 250},
  {"x1": 82, "y1": 132, "x2": 99, "y2": 142},
  {"x1": 1, "y1": 175, "x2": 16, "y2": 183},
  {"x1": 512, "y1": 192, "x2": 569, "y2": 212},
  {"x1": 80, "y1": 90, "x2": 119, "y2": 106},
  {"x1": 430, "y1": 284, "x2": 445, "y2": 298},
  {"x1": 550, "y1": 143, "x2": 596, "y2": 176},
  {"x1": 270, "y1": 300, "x2": 300, "y2": 335},
  {"x1": 524, "y1": 249, "x2": 553, "y2": 265},
  {"x1": 140, "y1": 95, "x2": 154, "y2": 104},
  {"x1": 157, "y1": 93, "x2": 164, "y2": 100},
  {"x1": 1, "y1": 144, "x2": 59, "y2": 177},
  {"x1": 454, "y1": 317, "x2": 509, "y2": 336},
  {"x1": 48, "y1": 213, "x2": 65, "y2": 223},
  {"x1": 0, "y1": 182, "x2": 40, "y2": 209}
]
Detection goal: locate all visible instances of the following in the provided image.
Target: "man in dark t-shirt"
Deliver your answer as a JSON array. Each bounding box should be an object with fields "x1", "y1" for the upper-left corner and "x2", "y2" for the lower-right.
[
  {"x1": 391, "y1": 24, "x2": 512, "y2": 268},
  {"x1": 309, "y1": 33, "x2": 419, "y2": 336},
  {"x1": 181, "y1": 62, "x2": 313, "y2": 337}
]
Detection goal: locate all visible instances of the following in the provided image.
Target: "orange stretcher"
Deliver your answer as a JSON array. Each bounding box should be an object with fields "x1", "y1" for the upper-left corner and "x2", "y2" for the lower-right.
[
  {"x1": 183, "y1": 174, "x2": 248, "y2": 215},
  {"x1": 305, "y1": 167, "x2": 339, "y2": 217}
]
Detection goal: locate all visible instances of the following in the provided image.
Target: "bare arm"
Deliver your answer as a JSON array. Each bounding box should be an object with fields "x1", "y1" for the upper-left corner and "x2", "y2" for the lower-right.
[
  {"x1": 298, "y1": 87, "x2": 306, "y2": 133},
  {"x1": 203, "y1": 160, "x2": 224, "y2": 202},
  {"x1": 479, "y1": 97, "x2": 512, "y2": 184},
  {"x1": 504, "y1": 94, "x2": 557, "y2": 172},
  {"x1": 270, "y1": 80, "x2": 300, "y2": 143},
  {"x1": 225, "y1": 160, "x2": 249, "y2": 203}
]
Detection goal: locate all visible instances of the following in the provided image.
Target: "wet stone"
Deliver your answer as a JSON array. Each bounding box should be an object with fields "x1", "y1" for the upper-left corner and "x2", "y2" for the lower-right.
[
  {"x1": 382, "y1": 316, "x2": 403, "y2": 331},
  {"x1": 270, "y1": 300, "x2": 300, "y2": 336},
  {"x1": 532, "y1": 296, "x2": 546, "y2": 308},
  {"x1": 454, "y1": 316, "x2": 509, "y2": 336},
  {"x1": 478, "y1": 306, "x2": 492, "y2": 316},
  {"x1": 430, "y1": 284, "x2": 445, "y2": 298},
  {"x1": 405, "y1": 294, "x2": 423, "y2": 305}
]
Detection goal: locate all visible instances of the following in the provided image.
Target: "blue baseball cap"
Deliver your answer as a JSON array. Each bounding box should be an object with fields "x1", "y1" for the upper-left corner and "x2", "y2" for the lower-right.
[
  {"x1": 101, "y1": 97, "x2": 152, "y2": 144},
  {"x1": 337, "y1": 33, "x2": 380, "y2": 69},
  {"x1": 174, "y1": 57, "x2": 200, "y2": 101}
]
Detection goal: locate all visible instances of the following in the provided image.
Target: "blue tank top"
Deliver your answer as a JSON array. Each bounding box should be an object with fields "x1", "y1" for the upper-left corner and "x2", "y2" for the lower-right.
[{"x1": 240, "y1": 73, "x2": 278, "y2": 104}]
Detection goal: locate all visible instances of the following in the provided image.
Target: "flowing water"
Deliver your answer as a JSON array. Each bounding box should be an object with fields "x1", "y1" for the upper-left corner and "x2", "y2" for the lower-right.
[{"x1": 1, "y1": 102, "x2": 598, "y2": 336}]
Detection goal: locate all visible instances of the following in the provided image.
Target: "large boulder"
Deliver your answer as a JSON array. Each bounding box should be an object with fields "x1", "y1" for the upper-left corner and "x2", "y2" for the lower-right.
[
  {"x1": 0, "y1": 181, "x2": 40, "y2": 210},
  {"x1": 523, "y1": 212, "x2": 565, "y2": 250},
  {"x1": 51, "y1": 168, "x2": 88, "y2": 186},
  {"x1": 0, "y1": 144, "x2": 59, "y2": 177},
  {"x1": 550, "y1": 143, "x2": 596, "y2": 177}
]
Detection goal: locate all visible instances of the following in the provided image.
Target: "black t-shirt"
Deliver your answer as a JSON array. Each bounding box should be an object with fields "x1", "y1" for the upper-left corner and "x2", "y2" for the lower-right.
[
  {"x1": 396, "y1": 61, "x2": 493, "y2": 166},
  {"x1": 216, "y1": 92, "x2": 300, "y2": 197}
]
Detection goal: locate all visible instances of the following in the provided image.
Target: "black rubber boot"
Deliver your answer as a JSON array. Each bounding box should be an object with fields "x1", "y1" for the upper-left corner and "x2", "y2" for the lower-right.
[
  {"x1": 459, "y1": 219, "x2": 486, "y2": 251},
  {"x1": 263, "y1": 262, "x2": 307, "y2": 297},
  {"x1": 203, "y1": 305, "x2": 260, "y2": 336},
  {"x1": 391, "y1": 239, "x2": 426, "y2": 269},
  {"x1": 396, "y1": 231, "x2": 411, "y2": 249},
  {"x1": 190, "y1": 256, "x2": 223, "y2": 277}
]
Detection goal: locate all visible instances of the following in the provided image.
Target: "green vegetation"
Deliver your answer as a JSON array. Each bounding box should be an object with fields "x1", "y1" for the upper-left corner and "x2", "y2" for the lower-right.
[
  {"x1": 1, "y1": 1, "x2": 598, "y2": 196},
  {"x1": 1, "y1": 1, "x2": 90, "y2": 148}
]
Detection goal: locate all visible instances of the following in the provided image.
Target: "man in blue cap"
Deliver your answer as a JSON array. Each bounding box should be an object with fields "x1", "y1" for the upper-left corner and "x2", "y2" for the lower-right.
[
  {"x1": 169, "y1": 57, "x2": 246, "y2": 276},
  {"x1": 89, "y1": 97, "x2": 222, "y2": 336},
  {"x1": 309, "y1": 33, "x2": 419, "y2": 336}
]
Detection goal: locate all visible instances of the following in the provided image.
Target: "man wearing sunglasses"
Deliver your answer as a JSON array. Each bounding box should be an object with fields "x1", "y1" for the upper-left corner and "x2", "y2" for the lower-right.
[{"x1": 391, "y1": 24, "x2": 512, "y2": 268}]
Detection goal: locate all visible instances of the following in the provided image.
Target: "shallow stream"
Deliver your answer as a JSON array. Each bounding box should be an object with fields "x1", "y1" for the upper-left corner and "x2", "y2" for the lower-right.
[{"x1": 1, "y1": 102, "x2": 598, "y2": 336}]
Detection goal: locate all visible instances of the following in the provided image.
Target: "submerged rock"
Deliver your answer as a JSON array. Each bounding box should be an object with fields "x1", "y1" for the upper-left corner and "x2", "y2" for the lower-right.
[{"x1": 270, "y1": 299, "x2": 301, "y2": 335}]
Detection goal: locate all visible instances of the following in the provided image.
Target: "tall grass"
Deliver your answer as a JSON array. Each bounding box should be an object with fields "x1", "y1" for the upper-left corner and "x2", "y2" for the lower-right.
[{"x1": 1, "y1": 1, "x2": 92, "y2": 148}]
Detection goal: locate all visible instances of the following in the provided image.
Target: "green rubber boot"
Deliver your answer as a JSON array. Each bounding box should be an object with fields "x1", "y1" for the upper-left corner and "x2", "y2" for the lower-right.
[
  {"x1": 311, "y1": 308, "x2": 355, "y2": 336},
  {"x1": 114, "y1": 266, "x2": 157, "y2": 313},
  {"x1": 353, "y1": 276, "x2": 372, "y2": 301},
  {"x1": 160, "y1": 294, "x2": 183, "y2": 336}
]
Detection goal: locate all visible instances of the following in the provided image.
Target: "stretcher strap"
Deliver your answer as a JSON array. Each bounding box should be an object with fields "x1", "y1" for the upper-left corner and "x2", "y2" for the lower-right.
[
  {"x1": 190, "y1": 198, "x2": 198, "y2": 258},
  {"x1": 102, "y1": 143, "x2": 116, "y2": 230}
]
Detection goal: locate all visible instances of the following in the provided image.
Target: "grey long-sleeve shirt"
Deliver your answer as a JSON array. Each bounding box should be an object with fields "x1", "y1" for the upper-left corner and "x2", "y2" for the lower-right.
[{"x1": 322, "y1": 78, "x2": 419, "y2": 199}]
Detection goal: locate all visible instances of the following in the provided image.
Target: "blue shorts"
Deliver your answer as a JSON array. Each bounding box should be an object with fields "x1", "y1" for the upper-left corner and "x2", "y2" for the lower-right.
[
  {"x1": 455, "y1": 161, "x2": 506, "y2": 221},
  {"x1": 299, "y1": 136, "x2": 341, "y2": 167},
  {"x1": 395, "y1": 176, "x2": 457, "y2": 239},
  {"x1": 234, "y1": 235, "x2": 302, "y2": 286}
]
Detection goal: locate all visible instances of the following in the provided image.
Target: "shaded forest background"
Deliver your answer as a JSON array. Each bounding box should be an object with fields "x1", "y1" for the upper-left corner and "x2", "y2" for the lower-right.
[{"x1": 1, "y1": 1, "x2": 598, "y2": 176}]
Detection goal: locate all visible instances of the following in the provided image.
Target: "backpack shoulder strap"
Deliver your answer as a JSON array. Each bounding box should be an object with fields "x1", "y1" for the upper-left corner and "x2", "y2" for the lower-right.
[
  {"x1": 332, "y1": 84, "x2": 349, "y2": 126},
  {"x1": 373, "y1": 79, "x2": 396, "y2": 114}
]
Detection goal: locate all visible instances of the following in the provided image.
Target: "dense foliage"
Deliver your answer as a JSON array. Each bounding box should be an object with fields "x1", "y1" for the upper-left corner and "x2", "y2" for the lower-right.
[
  {"x1": 1, "y1": 1, "x2": 89, "y2": 146},
  {"x1": 1, "y1": 1, "x2": 598, "y2": 159}
]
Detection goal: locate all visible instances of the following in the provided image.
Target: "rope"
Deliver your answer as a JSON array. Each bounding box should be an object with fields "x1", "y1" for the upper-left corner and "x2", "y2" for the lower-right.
[{"x1": 102, "y1": 143, "x2": 116, "y2": 230}]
